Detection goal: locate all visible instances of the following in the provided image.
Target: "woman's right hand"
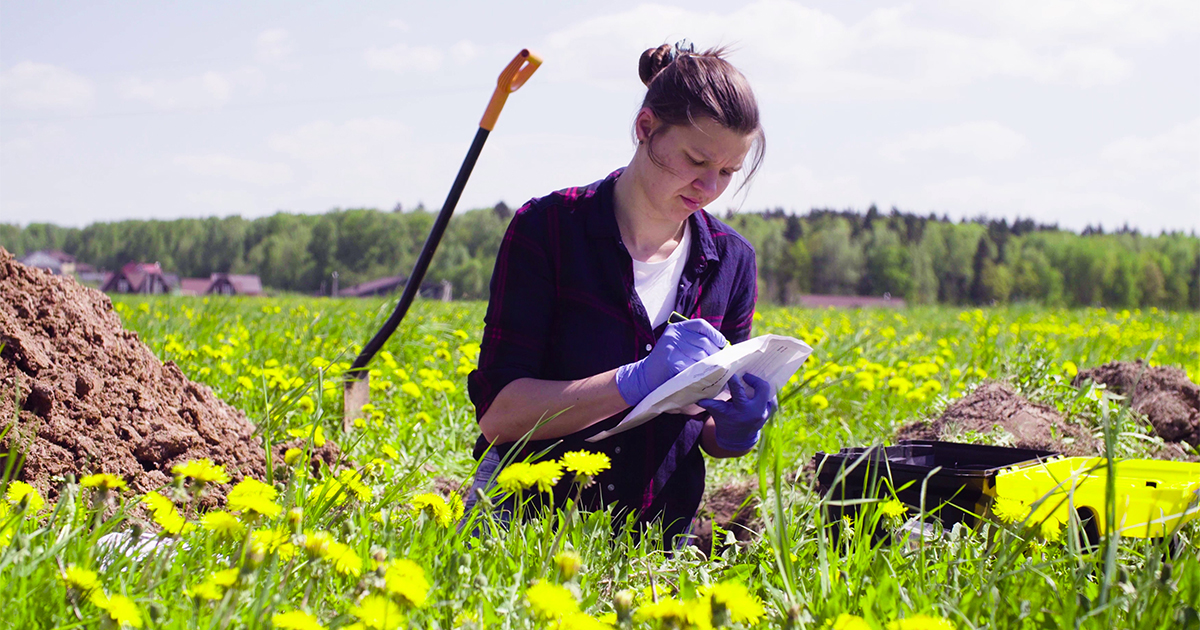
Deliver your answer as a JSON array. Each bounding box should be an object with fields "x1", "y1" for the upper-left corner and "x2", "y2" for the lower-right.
[{"x1": 615, "y1": 319, "x2": 727, "y2": 406}]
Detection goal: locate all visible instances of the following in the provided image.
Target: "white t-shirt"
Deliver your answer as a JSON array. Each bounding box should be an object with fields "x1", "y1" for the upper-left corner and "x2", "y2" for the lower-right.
[{"x1": 633, "y1": 220, "x2": 692, "y2": 329}]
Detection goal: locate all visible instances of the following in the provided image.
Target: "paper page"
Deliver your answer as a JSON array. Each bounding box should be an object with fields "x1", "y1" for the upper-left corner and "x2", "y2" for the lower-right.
[{"x1": 587, "y1": 334, "x2": 813, "y2": 442}]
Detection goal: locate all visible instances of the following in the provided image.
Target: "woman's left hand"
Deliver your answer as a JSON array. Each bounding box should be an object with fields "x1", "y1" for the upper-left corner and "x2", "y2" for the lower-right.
[{"x1": 697, "y1": 373, "x2": 777, "y2": 451}]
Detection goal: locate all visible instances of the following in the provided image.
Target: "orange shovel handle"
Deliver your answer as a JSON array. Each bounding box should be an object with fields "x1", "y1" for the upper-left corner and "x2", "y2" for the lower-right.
[{"x1": 480, "y1": 49, "x2": 542, "y2": 131}]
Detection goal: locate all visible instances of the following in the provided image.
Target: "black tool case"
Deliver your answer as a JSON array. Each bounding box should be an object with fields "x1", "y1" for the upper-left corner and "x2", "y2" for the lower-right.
[{"x1": 812, "y1": 440, "x2": 1057, "y2": 528}]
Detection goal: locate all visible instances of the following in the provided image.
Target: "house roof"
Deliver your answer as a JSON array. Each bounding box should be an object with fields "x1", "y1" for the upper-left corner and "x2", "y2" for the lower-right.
[
  {"x1": 180, "y1": 278, "x2": 212, "y2": 294},
  {"x1": 213, "y1": 273, "x2": 263, "y2": 295},
  {"x1": 19, "y1": 251, "x2": 66, "y2": 272},
  {"x1": 338, "y1": 275, "x2": 406, "y2": 297},
  {"x1": 100, "y1": 261, "x2": 173, "y2": 293}
]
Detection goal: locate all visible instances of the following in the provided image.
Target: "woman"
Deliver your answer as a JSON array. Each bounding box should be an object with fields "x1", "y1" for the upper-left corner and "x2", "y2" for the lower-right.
[{"x1": 466, "y1": 43, "x2": 774, "y2": 548}]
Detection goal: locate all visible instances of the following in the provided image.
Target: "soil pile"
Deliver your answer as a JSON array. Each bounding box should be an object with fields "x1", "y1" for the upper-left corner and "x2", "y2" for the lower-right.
[
  {"x1": 1074, "y1": 360, "x2": 1200, "y2": 447},
  {"x1": 690, "y1": 479, "x2": 760, "y2": 554},
  {"x1": 897, "y1": 381, "x2": 1099, "y2": 456},
  {"x1": 0, "y1": 247, "x2": 266, "y2": 501}
]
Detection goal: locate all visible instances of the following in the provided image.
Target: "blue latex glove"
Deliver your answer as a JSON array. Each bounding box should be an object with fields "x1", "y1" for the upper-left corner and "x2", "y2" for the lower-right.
[
  {"x1": 697, "y1": 373, "x2": 777, "y2": 451},
  {"x1": 615, "y1": 319, "x2": 727, "y2": 406}
]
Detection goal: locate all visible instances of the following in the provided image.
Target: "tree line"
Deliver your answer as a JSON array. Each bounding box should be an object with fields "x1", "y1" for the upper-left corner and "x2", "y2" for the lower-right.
[{"x1": 3, "y1": 205, "x2": 1198, "y2": 309}]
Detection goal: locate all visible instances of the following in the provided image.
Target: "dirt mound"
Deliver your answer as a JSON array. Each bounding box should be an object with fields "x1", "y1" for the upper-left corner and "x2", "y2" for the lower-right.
[
  {"x1": 897, "y1": 381, "x2": 1099, "y2": 456},
  {"x1": 0, "y1": 247, "x2": 265, "y2": 502},
  {"x1": 690, "y1": 479, "x2": 760, "y2": 554},
  {"x1": 1074, "y1": 360, "x2": 1200, "y2": 447}
]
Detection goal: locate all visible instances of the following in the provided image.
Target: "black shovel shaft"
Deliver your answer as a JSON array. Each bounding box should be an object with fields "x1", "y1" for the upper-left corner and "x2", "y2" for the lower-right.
[{"x1": 347, "y1": 126, "x2": 491, "y2": 378}]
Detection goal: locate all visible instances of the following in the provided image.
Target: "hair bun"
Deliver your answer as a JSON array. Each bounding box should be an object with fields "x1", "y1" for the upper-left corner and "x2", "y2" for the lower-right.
[{"x1": 638, "y1": 44, "x2": 674, "y2": 87}]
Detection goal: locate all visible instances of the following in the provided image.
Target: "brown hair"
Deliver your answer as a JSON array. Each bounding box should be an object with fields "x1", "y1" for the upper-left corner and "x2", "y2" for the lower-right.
[{"x1": 637, "y1": 43, "x2": 764, "y2": 190}]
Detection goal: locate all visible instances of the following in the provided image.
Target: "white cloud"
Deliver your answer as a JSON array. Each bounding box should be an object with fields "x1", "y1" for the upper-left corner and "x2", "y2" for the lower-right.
[
  {"x1": 541, "y1": 0, "x2": 1138, "y2": 99},
  {"x1": 173, "y1": 154, "x2": 294, "y2": 186},
  {"x1": 880, "y1": 121, "x2": 1029, "y2": 163},
  {"x1": 387, "y1": 19, "x2": 410, "y2": 31},
  {"x1": 0, "y1": 62, "x2": 94, "y2": 111},
  {"x1": 450, "y1": 40, "x2": 478, "y2": 64},
  {"x1": 364, "y1": 44, "x2": 443, "y2": 73},
  {"x1": 747, "y1": 161, "x2": 868, "y2": 212},
  {"x1": 268, "y1": 117, "x2": 450, "y2": 206},
  {"x1": 256, "y1": 28, "x2": 292, "y2": 63},
  {"x1": 894, "y1": 120, "x2": 1199, "y2": 230},
  {"x1": 1100, "y1": 118, "x2": 1200, "y2": 193},
  {"x1": 955, "y1": 0, "x2": 1200, "y2": 45},
  {"x1": 117, "y1": 68, "x2": 261, "y2": 109}
]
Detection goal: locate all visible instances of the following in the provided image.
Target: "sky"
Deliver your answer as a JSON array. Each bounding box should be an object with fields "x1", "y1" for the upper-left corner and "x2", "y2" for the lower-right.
[{"x1": 1, "y1": 0, "x2": 1198, "y2": 232}]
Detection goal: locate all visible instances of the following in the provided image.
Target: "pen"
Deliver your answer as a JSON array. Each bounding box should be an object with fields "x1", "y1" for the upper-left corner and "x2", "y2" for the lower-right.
[{"x1": 667, "y1": 311, "x2": 689, "y2": 325}]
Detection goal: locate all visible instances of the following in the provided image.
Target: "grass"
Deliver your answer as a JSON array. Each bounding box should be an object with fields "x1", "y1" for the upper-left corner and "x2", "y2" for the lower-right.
[{"x1": 1, "y1": 297, "x2": 1198, "y2": 629}]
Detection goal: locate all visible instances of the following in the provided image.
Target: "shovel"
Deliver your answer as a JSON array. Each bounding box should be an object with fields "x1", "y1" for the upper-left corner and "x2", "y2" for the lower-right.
[{"x1": 343, "y1": 48, "x2": 542, "y2": 430}]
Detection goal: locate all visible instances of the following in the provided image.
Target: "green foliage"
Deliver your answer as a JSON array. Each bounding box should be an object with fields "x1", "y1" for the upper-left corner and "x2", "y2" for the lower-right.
[{"x1": 3, "y1": 208, "x2": 1198, "y2": 309}]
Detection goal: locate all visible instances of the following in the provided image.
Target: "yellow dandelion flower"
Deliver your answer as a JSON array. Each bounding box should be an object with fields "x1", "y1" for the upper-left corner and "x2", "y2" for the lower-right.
[
  {"x1": 496, "y1": 462, "x2": 533, "y2": 493},
  {"x1": 171, "y1": 459, "x2": 231, "y2": 484},
  {"x1": 704, "y1": 581, "x2": 765, "y2": 625},
  {"x1": 141, "y1": 492, "x2": 194, "y2": 535},
  {"x1": 525, "y1": 580, "x2": 579, "y2": 620},
  {"x1": 185, "y1": 581, "x2": 224, "y2": 601},
  {"x1": 227, "y1": 478, "x2": 282, "y2": 518},
  {"x1": 810, "y1": 394, "x2": 830, "y2": 409},
  {"x1": 326, "y1": 541, "x2": 363, "y2": 577},
  {"x1": 201, "y1": 510, "x2": 245, "y2": 538},
  {"x1": 991, "y1": 496, "x2": 1029, "y2": 525},
  {"x1": 350, "y1": 594, "x2": 405, "y2": 630},
  {"x1": 287, "y1": 424, "x2": 327, "y2": 448},
  {"x1": 886, "y1": 613, "x2": 956, "y2": 630},
  {"x1": 554, "y1": 550, "x2": 582, "y2": 580},
  {"x1": 92, "y1": 592, "x2": 143, "y2": 628},
  {"x1": 60, "y1": 565, "x2": 100, "y2": 594},
  {"x1": 880, "y1": 499, "x2": 908, "y2": 521},
  {"x1": 448, "y1": 492, "x2": 464, "y2": 522},
  {"x1": 5, "y1": 481, "x2": 45, "y2": 513},
  {"x1": 1062, "y1": 361, "x2": 1078, "y2": 378},
  {"x1": 828, "y1": 614, "x2": 871, "y2": 630},
  {"x1": 284, "y1": 448, "x2": 306, "y2": 466},
  {"x1": 211, "y1": 568, "x2": 240, "y2": 587},
  {"x1": 633, "y1": 597, "x2": 709, "y2": 627},
  {"x1": 250, "y1": 528, "x2": 296, "y2": 561},
  {"x1": 400, "y1": 382, "x2": 422, "y2": 398},
  {"x1": 381, "y1": 445, "x2": 400, "y2": 460},
  {"x1": 1039, "y1": 515, "x2": 1064, "y2": 542},
  {"x1": 303, "y1": 530, "x2": 335, "y2": 557},
  {"x1": 383, "y1": 559, "x2": 429, "y2": 607},
  {"x1": 411, "y1": 493, "x2": 453, "y2": 528},
  {"x1": 80, "y1": 473, "x2": 127, "y2": 491},
  {"x1": 273, "y1": 609, "x2": 324, "y2": 630},
  {"x1": 560, "y1": 451, "x2": 612, "y2": 477},
  {"x1": 338, "y1": 469, "x2": 372, "y2": 501},
  {"x1": 529, "y1": 461, "x2": 563, "y2": 493}
]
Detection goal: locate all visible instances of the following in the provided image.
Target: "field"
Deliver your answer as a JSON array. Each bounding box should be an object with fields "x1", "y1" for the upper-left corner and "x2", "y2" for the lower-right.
[{"x1": 3, "y1": 297, "x2": 1199, "y2": 629}]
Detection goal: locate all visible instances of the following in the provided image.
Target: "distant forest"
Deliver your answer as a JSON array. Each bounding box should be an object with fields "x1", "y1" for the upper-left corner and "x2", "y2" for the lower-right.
[{"x1": 3, "y1": 205, "x2": 1198, "y2": 309}]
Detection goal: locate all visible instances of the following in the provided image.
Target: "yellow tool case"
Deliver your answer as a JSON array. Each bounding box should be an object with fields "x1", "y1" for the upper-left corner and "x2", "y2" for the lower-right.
[{"x1": 990, "y1": 457, "x2": 1200, "y2": 539}]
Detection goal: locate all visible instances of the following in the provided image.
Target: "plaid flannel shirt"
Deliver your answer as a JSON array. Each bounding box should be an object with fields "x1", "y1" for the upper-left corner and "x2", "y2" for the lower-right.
[{"x1": 467, "y1": 168, "x2": 758, "y2": 544}]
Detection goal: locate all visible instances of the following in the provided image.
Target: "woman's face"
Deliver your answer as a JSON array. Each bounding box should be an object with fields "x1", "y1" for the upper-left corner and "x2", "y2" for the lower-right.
[{"x1": 634, "y1": 110, "x2": 754, "y2": 221}]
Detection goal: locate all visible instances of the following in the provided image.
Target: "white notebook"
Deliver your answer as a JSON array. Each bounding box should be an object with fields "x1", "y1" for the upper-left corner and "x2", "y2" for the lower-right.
[{"x1": 587, "y1": 334, "x2": 813, "y2": 442}]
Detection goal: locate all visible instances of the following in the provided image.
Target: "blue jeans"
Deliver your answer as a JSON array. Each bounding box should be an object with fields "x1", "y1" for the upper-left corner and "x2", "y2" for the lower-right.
[{"x1": 459, "y1": 449, "x2": 514, "y2": 535}]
